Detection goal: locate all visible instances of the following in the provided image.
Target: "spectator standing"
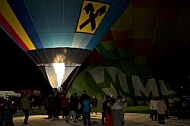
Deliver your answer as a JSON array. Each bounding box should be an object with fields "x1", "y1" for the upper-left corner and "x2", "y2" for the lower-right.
[
  {"x1": 16, "y1": 97, "x2": 22, "y2": 111},
  {"x1": 168, "y1": 97, "x2": 174, "y2": 115},
  {"x1": 38, "y1": 95, "x2": 43, "y2": 109},
  {"x1": 103, "y1": 96, "x2": 113, "y2": 126},
  {"x1": 111, "y1": 98, "x2": 124, "y2": 126},
  {"x1": 66, "y1": 93, "x2": 79, "y2": 123},
  {"x1": 187, "y1": 99, "x2": 190, "y2": 115},
  {"x1": 0, "y1": 98, "x2": 4, "y2": 126},
  {"x1": 80, "y1": 90, "x2": 90, "y2": 119},
  {"x1": 46, "y1": 94, "x2": 53, "y2": 118},
  {"x1": 110, "y1": 95, "x2": 115, "y2": 105},
  {"x1": 4, "y1": 99, "x2": 15, "y2": 126},
  {"x1": 52, "y1": 92, "x2": 61, "y2": 120},
  {"x1": 173, "y1": 98, "x2": 182, "y2": 116},
  {"x1": 157, "y1": 96, "x2": 167, "y2": 124},
  {"x1": 164, "y1": 97, "x2": 169, "y2": 119},
  {"x1": 117, "y1": 96, "x2": 125, "y2": 119},
  {"x1": 99, "y1": 94, "x2": 106, "y2": 125},
  {"x1": 73, "y1": 92, "x2": 80, "y2": 121},
  {"x1": 60, "y1": 93, "x2": 69, "y2": 119},
  {"x1": 150, "y1": 97, "x2": 158, "y2": 121},
  {"x1": 29, "y1": 95, "x2": 34, "y2": 115},
  {"x1": 77, "y1": 95, "x2": 83, "y2": 119},
  {"x1": 80, "y1": 90, "x2": 88, "y2": 103},
  {"x1": 91, "y1": 95, "x2": 98, "y2": 115},
  {"x1": 82, "y1": 93, "x2": 91, "y2": 126},
  {"x1": 21, "y1": 93, "x2": 30, "y2": 125}
]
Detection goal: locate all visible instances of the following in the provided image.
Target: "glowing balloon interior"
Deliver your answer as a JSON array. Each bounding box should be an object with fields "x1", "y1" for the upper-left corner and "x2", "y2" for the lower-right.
[
  {"x1": 44, "y1": 63, "x2": 80, "y2": 90},
  {"x1": 0, "y1": 0, "x2": 131, "y2": 91}
]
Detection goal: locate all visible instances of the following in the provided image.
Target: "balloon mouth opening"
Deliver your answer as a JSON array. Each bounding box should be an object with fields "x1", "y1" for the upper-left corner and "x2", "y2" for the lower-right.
[
  {"x1": 37, "y1": 63, "x2": 81, "y2": 67},
  {"x1": 38, "y1": 63, "x2": 81, "y2": 90}
]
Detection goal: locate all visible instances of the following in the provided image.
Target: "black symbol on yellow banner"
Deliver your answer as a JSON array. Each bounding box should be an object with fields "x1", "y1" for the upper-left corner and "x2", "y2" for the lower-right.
[{"x1": 79, "y1": 3, "x2": 106, "y2": 31}]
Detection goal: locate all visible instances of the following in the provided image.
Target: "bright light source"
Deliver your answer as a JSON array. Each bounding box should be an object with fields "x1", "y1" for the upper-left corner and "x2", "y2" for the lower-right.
[
  {"x1": 53, "y1": 63, "x2": 65, "y2": 90},
  {"x1": 44, "y1": 63, "x2": 81, "y2": 90}
]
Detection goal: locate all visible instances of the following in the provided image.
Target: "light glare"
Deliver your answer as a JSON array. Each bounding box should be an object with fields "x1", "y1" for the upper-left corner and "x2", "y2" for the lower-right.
[{"x1": 53, "y1": 63, "x2": 65, "y2": 90}]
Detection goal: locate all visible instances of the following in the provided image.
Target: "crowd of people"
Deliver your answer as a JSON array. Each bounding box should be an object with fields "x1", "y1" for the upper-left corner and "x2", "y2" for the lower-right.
[
  {"x1": 0, "y1": 90, "x2": 127, "y2": 126},
  {"x1": 1, "y1": 90, "x2": 190, "y2": 126},
  {"x1": 150, "y1": 96, "x2": 168, "y2": 124},
  {"x1": 0, "y1": 92, "x2": 44, "y2": 126},
  {"x1": 149, "y1": 96, "x2": 190, "y2": 124},
  {"x1": 0, "y1": 96, "x2": 18, "y2": 126},
  {"x1": 42, "y1": 89, "x2": 126, "y2": 126}
]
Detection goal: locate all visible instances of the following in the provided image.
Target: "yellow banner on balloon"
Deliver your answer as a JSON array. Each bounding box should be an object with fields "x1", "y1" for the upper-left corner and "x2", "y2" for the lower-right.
[{"x1": 76, "y1": 1, "x2": 110, "y2": 34}]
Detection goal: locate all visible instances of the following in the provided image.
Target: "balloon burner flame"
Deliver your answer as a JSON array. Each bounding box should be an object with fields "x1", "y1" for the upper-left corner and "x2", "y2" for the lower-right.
[{"x1": 53, "y1": 63, "x2": 65, "y2": 90}]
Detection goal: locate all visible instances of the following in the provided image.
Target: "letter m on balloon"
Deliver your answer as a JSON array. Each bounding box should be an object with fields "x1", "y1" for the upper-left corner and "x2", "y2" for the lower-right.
[{"x1": 76, "y1": 1, "x2": 110, "y2": 34}]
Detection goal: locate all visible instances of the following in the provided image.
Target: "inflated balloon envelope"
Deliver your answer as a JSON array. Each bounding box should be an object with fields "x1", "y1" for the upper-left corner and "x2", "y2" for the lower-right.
[
  {"x1": 0, "y1": 0, "x2": 131, "y2": 91},
  {"x1": 97, "y1": 0, "x2": 190, "y2": 66}
]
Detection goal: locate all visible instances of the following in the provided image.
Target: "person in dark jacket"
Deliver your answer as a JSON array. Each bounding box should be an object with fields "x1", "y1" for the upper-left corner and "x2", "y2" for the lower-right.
[
  {"x1": 0, "y1": 98, "x2": 4, "y2": 126},
  {"x1": 66, "y1": 93, "x2": 79, "y2": 123},
  {"x1": 4, "y1": 100, "x2": 15, "y2": 126},
  {"x1": 52, "y1": 92, "x2": 61, "y2": 120},
  {"x1": 99, "y1": 95, "x2": 106, "y2": 125},
  {"x1": 60, "y1": 93, "x2": 69, "y2": 119},
  {"x1": 91, "y1": 95, "x2": 98, "y2": 115}
]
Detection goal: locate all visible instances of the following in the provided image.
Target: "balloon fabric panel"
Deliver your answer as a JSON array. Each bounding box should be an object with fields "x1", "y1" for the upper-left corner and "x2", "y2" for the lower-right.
[
  {"x1": 1, "y1": 0, "x2": 131, "y2": 53},
  {"x1": 0, "y1": 0, "x2": 133, "y2": 90},
  {"x1": 97, "y1": 0, "x2": 190, "y2": 66}
]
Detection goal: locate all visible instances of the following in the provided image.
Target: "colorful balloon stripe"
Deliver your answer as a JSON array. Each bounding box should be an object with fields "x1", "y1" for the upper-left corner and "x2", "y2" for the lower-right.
[
  {"x1": 0, "y1": 13, "x2": 29, "y2": 51},
  {"x1": 0, "y1": 0, "x2": 35, "y2": 50}
]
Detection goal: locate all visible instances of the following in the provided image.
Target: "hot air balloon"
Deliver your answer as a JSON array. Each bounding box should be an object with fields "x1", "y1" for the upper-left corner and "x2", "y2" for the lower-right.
[
  {"x1": 0, "y1": 0, "x2": 131, "y2": 91},
  {"x1": 96, "y1": 0, "x2": 190, "y2": 67},
  {"x1": 72, "y1": 0, "x2": 190, "y2": 99}
]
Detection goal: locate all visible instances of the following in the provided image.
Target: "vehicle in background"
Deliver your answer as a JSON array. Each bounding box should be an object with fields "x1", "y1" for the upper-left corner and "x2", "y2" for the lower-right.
[{"x1": 0, "y1": 91, "x2": 21, "y2": 100}]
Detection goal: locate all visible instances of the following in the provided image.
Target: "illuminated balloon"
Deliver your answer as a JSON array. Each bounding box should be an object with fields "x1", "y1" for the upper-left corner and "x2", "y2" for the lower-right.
[
  {"x1": 0, "y1": 0, "x2": 131, "y2": 91},
  {"x1": 96, "y1": 0, "x2": 190, "y2": 66}
]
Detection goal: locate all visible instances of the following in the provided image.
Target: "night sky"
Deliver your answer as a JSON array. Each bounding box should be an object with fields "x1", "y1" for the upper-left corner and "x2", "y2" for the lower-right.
[
  {"x1": 1, "y1": 27, "x2": 190, "y2": 95},
  {"x1": 0, "y1": 28, "x2": 52, "y2": 92}
]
